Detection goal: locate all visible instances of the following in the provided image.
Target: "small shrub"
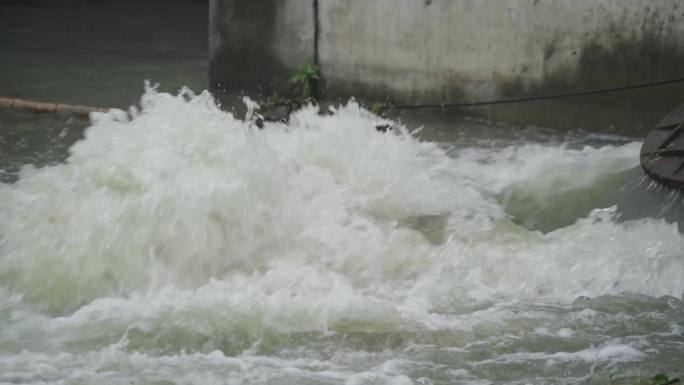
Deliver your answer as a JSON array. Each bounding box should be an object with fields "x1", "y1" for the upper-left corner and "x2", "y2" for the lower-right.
[
  {"x1": 653, "y1": 373, "x2": 680, "y2": 385},
  {"x1": 289, "y1": 62, "x2": 320, "y2": 101}
]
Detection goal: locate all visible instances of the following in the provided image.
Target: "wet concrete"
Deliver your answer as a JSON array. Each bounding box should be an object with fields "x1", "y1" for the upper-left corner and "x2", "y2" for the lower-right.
[
  {"x1": 210, "y1": 0, "x2": 684, "y2": 135},
  {"x1": 209, "y1": 0, "x2": 314, "y2": 100},
  {"x1": 495, "y1": 32, "x2": 684, "y2": 134}
]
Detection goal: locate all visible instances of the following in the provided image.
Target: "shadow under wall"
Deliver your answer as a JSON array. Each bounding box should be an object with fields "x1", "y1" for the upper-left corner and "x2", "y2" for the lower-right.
[
  {"x1": 209, "y1": 0, "x2": 297, "y2": 101},
  {"x1": 495, "y1": 34, "x2": 684, "y2": 135},
  {"x1": 320, "y1": 33, "x2": 684, "y2": 136}
]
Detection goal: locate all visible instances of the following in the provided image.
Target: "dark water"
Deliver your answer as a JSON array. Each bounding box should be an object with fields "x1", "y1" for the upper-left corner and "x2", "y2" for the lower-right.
[
  {"x1": 0, "y1": 0, "x2": 207, "y2": 107},
  {"x1": 0, "y1": 0, "x2": 208, "y2": 181}
]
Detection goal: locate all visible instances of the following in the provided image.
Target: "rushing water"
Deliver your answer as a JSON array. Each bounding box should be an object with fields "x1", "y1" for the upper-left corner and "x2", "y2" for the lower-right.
[{"x1": 0, "y1": 86, "x2": 682, "y2": 385}]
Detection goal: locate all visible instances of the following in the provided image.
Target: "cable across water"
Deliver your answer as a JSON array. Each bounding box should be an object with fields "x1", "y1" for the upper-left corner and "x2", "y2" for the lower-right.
[{"x1": 381, "y1": 76, "x2": 684, "y2": 111}]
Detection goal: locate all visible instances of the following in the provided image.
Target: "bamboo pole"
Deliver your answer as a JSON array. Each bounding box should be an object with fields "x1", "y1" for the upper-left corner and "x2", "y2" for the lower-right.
[{"x1": 0, "y1": 97, "x2": 110, "y2": 118}]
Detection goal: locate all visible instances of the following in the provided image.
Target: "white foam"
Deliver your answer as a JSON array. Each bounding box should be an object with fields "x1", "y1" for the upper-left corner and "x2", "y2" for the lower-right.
[
  {"x1": 1, "y1": 88, "x2": 682, "y2": 316},
  {"x1": 474, "y1": 342, "x2": 645, "y2": 365},
  {"x1": 1, "y1": 88, "x2": 683, "y2": 384}
]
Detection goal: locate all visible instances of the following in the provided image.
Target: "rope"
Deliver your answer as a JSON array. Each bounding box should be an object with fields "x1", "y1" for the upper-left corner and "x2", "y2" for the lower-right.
[{"x1": 381, "y1": 77, "x2": 684, "y2": 111}]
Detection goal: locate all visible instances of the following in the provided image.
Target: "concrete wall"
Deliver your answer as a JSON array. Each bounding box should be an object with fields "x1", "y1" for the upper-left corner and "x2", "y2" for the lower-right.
[
  {"x1": 210, "y1": 0, "x2": 684, "y2": 134},
  {"x1": 209, "y1": 0, "x2": 314, "y2": 96}
]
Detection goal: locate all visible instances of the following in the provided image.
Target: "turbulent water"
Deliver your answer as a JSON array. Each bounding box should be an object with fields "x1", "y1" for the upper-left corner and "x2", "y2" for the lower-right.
[{"x1": 0, "y1": 88, "x2": 683, "y2": 385}]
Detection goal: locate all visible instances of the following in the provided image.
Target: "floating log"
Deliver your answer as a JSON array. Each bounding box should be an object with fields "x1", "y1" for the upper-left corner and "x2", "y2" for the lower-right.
[{"x1": 0, "y1": 96, "x2": 110, "y2": 117}]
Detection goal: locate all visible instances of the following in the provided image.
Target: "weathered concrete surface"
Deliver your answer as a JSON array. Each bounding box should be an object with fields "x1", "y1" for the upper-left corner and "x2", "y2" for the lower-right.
[
  {"x1": 209, "y1": 0, "x2": 314, "y2": 98},
  {"x1": 211, "y1": 0, "x2": 684, "y2": 134}
]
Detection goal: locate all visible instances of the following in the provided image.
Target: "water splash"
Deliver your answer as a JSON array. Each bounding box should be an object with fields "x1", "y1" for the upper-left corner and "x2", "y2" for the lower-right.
[{"x1": 1, "y1": 88, "x2": 682, "y2": 384}]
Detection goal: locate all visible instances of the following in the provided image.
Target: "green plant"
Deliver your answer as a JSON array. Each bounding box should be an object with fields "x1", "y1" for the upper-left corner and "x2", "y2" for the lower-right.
[
  {"x1": 653, "y1": 373, "x2": 680, "y2": 385},
  {"x1": 258, "y1": 94, "x2": 284, "y2": 116},
  {"x1": 370, "y1": 102, "x2": 388, "y2": 115},
  {"x1": 290, "y1": 63, "x2": 320, "y2": 101},
  {"x1": 253, "y1": 63, "x2": 322, "y2": 124}
]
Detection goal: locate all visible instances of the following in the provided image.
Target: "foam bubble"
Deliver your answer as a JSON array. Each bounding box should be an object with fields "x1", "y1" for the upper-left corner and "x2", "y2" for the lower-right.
[{"x1": 1, "y1": 88, "x2": 683, "y2": 384}]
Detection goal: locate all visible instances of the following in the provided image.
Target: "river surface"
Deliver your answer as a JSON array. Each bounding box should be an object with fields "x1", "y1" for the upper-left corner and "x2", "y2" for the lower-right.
[{"x1": 1, "y1": 2, "x2": 683, "y2": 385}]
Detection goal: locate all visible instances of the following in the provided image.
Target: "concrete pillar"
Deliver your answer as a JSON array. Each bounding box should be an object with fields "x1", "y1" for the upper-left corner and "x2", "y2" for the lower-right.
[{"x1": 209, "y1": 0, "x2": 315, "y2": 98}]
